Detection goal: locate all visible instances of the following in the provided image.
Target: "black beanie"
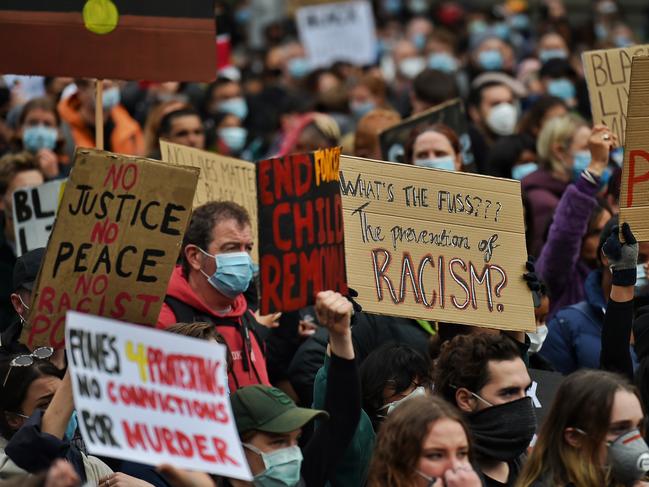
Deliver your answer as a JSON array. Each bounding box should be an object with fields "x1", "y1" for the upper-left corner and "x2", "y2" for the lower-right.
[{"x1": 633, "y1": 306, "x2": 649, "y2": 359}]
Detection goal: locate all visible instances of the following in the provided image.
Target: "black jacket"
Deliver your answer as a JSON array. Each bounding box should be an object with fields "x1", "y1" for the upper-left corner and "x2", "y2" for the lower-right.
[{"x1": 288, "y1": 312, "x2": 431, "y2": 406}]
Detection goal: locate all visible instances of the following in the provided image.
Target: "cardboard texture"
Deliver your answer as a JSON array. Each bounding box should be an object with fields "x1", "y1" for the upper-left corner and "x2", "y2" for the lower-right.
[
  {"x1": 257, "y1": 148, "x2": 348, "y2": 314},
  {"x1": 159, "y1": 141, "x2": 259, "y2": 261},
  {"x1": 296, "y1": 1, "x2": 377, "y2": 68},
  {"x1": 583, "y1": 44, "x2": 649, "y2": 145},
  {"x1": 0, "y1": 0, "x2": 216, "y2": 81},
  {"x1": 13, "y1": 179, "x2": 66, "y2": 257},
  {"x1": 619, "y1": 56, "x2": 649, "y2": 242},
  {"x1": 22, "y1": 149, "x2": 199, "y2": 348},
  {"x1": 65, "y1": 311, "x2": 252, "y2": 480},
  {"x1": 339, "y1": 155, "x2": 535, "y2": 331},
  {"x1": 379, "y1": 99, "x2": 475, "y2": 167}
]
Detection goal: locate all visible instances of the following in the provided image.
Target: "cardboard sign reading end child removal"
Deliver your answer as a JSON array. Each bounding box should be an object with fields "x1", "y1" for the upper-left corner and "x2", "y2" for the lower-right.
[
  {"x1": 620, "y1": 56, "x2": 649, "y2": 242},
  {"x1": 339, "y1": 155, "x2": 535, "y2": 331},
  {"x1": 22, "y1": 149, "x2": 199, "y2": 349}
]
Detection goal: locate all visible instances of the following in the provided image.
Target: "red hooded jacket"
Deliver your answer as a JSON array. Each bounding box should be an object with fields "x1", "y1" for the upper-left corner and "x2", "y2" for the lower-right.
[{"x1": 157, "y1": 266, "x2": 269, "y2": 392}]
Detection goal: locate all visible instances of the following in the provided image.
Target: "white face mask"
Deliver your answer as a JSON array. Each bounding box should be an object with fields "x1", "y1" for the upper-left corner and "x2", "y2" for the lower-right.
[
  {"x1": 527, "y1": 324, "x2": 548, "y2": 353},
  {"x1": 399, "y1": 57, "x2": 426, "y2": 79},
  {"x1": 486, "y1": 102, "x2": 518, "y2": 136},
  {"x1": 379, "y1": 386, "x2": 426, "y2": 416}
]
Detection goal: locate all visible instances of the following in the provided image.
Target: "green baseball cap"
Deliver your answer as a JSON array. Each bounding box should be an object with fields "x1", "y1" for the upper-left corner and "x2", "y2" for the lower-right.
[{"x1": 231, "y1": 385, "x2": 329, "y2": 435}]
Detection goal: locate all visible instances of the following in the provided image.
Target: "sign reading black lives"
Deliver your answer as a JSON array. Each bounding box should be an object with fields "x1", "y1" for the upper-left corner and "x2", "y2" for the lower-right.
[
  {"x1": 257, "y1": 147, "x2": 347, "y2": 314},
  {"x1": 379, "y1": 99, "x2": 474, "y2": 166}
]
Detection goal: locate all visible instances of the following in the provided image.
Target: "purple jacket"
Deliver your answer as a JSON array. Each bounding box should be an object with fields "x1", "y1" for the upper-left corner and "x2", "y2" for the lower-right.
[
  {"x1": 521, "y1": 169, "x2": 569, "y2": 257},
  {"x1": 536, "y1": 175, "x2": 599, "y2": 319}
]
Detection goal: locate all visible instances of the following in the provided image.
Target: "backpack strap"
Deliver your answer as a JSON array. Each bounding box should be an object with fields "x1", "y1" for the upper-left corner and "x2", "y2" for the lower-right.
[{"x1": 164, "y1": 296, "x2": 202, "y2": 324}]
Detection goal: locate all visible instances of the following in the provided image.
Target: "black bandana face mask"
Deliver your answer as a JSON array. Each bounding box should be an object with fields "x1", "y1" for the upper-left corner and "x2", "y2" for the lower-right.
[{"x1": 467, "y1": 396, "x2": 537, "y2": 461}]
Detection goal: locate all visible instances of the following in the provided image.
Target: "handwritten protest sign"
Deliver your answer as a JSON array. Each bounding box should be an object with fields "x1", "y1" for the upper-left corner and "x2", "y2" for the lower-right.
[
  {"x1": 339, "y1": 156, "x2": 535, "y2": 331},
  {"x1": 0, "y1": 1, "x2": 215, "y2": 81},
  {"x1": 22, "y1": 149, "x2": 199, "y2": 348},
  {"x1": 258, "y1": 147, "x2": 347, "y2": 314},
  {"x1": 619, "y1": 56, "x2": 649, "y2": 241},
  {"x1": 583, "y1": 44, "x2": 649, "y2": 145},
  {"x1": 65, "y1": 312, "x2": 251, "y2": 480},
  {"x1": 12, "y1": 179, "x2": 65, "y2": 257},
  {"x1": 296, "y1": 1, "x2": 377, "y2": 68},
  {"x1": 379, "y1": 99, "x2": 475, "y2": 167},
  {"x1": 159, "y1": 141, "x2": 259, "y2": 261}
]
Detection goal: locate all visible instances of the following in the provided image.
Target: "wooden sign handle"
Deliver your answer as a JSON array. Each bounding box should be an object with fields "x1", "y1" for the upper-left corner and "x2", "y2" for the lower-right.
[{"x1": 95, "y1": 79, "x2": 104, "y2": 150}]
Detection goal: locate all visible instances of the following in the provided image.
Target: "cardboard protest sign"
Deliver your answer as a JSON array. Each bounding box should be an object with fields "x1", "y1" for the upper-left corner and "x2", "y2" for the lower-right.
[
  {"x1": 339, "y1": 156, "x2": 535, "y2": 331},
  {"x1": 583, "y1": 44, "x2": 649, "y2": 145},
  {"x1": 22, "y1": 149, "x2": 199, "y2": 348},
  {"x1": 528, "y1": 369, "x2": 564, "y2": 426},
  {"x1": 257, "y1": 147, "x2": 347, "y2": 314},
  {"x1": 296, "y1": 1, "x2": 377, "y2": 68},
  {"x1": 0, "y1": 1, "x2": 216, "y2": 81},
  {"x1": 379, "y1": 99, "x2": 475, "y2": 167},
  {"x1": 619, "y1": 56, "x2": 649, "y2": 241},
  {"x1": 65, "y1": 311, "x2": 251, "y2": 480},
  {"x1": 159, "y1": 141, "x2": 259, "y2": 261},
  {"x1": 12, "y1": 179, "x2": 65, "y2": 257}
]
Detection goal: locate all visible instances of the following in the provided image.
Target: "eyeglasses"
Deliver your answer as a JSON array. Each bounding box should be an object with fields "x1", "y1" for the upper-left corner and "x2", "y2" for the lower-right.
[{"x1": 2, "y1": 347, "x2": 54, "y2": 387}]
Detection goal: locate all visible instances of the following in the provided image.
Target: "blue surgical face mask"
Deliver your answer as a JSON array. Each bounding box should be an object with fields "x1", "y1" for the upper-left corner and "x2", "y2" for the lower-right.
[
  {"x1": 383, "y1": 0, "x2": 402, "y2": 15},
  {"x1": 614, "y1": 36, "x2": 633, "y2": 48},
  {"x1": 512, "y1": 162, "x2": 538, "y2": 181},
  {"x1": 547, "y1": 78, "x2": 575, "y2": 102},
  {"x1": 199, "y1": 250, "x2": 255, "y2": 299},
  {"x1": 491, "y1": 22, "x2": 510, "y2": 41},
  {"x1": 510, "y1": 14, "x2": 530, "y2": 31},
  {"x1": 218, "y1": 126, "x2": 248, "y2": 153},
  {"x1": 411, "y1": 33, "x2": 427, "y2": 51},
  {"x1": 478, "y1": 49, "x2": 504, "y2": 71},
  {"x1": 539, "y1": 48, "x2": 568, "y2": 63},
  {"x1": 288, "y1": 57, "x2": 312, "y2": 80},
  {"x1": 217, "y1": 97, "x2": 248, "y2": 120},
  {"x1": 414, "y1": 155, "x2": 456, "y2": 171},
  {"x1": 611, "y1": 147, "x2": 624, "y2": 167},
  {"x1": 102, "y1": 86, "x2": 121, "y2": 111},
  {"x1": 23, "y1": 125, "x2": 58, "y2": 152},
  {"x1": 243, "y1": 444, "x2": 303, "y2": 487},
  {"x1": 428, "y1": 52, "x2": 458, "y2": 73},
  {"x1": 65, "y1": 411, "x2": 78, "y2": 441},
  {"x1": 572, "y1": 150, "x2": 592, "y2": 180},
  {"x1": 350, "y1": 100, "x2": 376, "y2": 119}
]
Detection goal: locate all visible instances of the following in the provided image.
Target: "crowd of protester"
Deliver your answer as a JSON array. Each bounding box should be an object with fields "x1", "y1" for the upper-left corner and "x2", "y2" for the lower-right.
[{"x1": 1, "y1": 0, "x2": 649, "y2": 485}]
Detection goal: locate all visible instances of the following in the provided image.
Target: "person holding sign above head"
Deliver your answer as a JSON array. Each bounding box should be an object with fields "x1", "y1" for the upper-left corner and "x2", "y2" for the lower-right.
[
  {"x1": 434, "y1": 333, "x2": 536, "y2": 487},
  {"x1": 157, "y1": 201, "x2": 269, "y2": 393},
  {"x1": 406, "y1": 123, "x2": 463, "y2": 172},
  {"x1": 160, "y1": 291, "x2": 361, "y2": 487},
  {"x1": 57, "y1": 79, "x2": 144, "y2": 156},
  {"x1": 0, "y1": 153, "x2": 44, "y2": 333}
]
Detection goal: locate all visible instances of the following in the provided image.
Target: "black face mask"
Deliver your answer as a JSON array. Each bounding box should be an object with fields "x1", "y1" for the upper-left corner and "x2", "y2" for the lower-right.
[{"x1": 467, "y1": 396, "x2": 537, "y2": 461}]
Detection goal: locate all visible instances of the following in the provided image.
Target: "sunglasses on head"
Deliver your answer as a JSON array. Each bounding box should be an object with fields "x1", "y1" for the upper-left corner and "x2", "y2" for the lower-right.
[{"x1": 2, "y1": 347, "x2": 54, "y2": 388}]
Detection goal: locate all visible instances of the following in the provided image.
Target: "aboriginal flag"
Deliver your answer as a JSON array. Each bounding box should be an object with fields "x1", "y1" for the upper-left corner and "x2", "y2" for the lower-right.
[{"x1": 0, "y1": 0, "x2": 216, "y2": 81}]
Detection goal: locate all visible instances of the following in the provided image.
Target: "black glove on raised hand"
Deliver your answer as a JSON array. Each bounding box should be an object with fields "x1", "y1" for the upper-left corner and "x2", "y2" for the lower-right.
[
  {"x1": 602, "y1": 222, "x2": 639, "y2": 286},
  {"x1": 523, "y1": 257, "x2": 544, "y2": 308}
]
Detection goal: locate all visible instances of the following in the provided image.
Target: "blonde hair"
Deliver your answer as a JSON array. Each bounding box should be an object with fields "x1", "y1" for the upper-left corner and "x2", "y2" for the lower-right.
[{"x1": 536, "y1": 113, "x2": 587, "y2": 176}]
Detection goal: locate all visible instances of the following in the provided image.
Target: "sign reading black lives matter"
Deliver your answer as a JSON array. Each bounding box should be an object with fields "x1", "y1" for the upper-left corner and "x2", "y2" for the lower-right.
[
  {"x1": 379, "y1": 98, "x2": 474, "y2": 167},
  {"x1": 22, "y1": 149, "x2": 199, "y2": 349},
  {"x1": 257, "y1": 147, "x2": 347, "y2": 314},
  {"x1": 339, "y1": 155, "x2": 535, "y2": 331}
]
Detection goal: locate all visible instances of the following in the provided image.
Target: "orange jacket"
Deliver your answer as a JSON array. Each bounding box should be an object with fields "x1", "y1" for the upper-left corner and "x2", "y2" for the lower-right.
[{"x1": 58, "y1": 95, "x2": 144, "y2": 156}]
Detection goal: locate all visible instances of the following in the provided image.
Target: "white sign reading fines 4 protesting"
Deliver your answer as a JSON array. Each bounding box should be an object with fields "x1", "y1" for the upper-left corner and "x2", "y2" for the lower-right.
[{"x1": 65, "y1": 312, "x2": 252, "y2": 480}]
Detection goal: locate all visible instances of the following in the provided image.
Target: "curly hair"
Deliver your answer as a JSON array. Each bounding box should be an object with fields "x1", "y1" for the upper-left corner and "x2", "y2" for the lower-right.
[
  {"x1": 367, "y1": 395, "x2": 472, "y2": 487},
  {"x1": 433, "y1": 332, "x2": 521, "y2": 405}
]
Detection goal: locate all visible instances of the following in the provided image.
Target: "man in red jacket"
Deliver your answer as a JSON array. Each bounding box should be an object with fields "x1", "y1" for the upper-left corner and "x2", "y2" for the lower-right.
[{"x1": 157, "y1": 201, "x2": 269, "y2": 392}]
